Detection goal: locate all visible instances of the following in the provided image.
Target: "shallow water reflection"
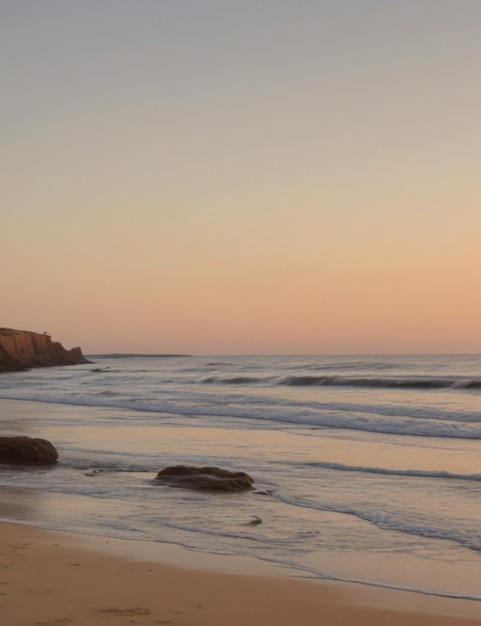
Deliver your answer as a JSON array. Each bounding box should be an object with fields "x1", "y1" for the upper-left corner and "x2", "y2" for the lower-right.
[{"x1": 0, "y1": 486, "x2": 43, "y2": 521}]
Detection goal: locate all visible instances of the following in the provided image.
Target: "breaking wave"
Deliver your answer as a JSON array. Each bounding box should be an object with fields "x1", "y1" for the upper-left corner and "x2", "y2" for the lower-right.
[
  {"x1": 298, "y1": 461, "x2": 481, "y2": 482},
  {"x1": 198, "y1": 374, "x2": 481, "y2": 390}
]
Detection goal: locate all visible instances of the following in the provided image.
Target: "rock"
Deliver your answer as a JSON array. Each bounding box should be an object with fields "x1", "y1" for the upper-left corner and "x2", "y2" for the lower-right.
[
  {"x1": 0, "y1": 328, "x2": 90, "y2": 373},
  {"x1": 0, "y1": 436, "x2": 59, "y2": 465},
  {"x1": 155, "y1": 465, "x2": 254, "y2": 492}
]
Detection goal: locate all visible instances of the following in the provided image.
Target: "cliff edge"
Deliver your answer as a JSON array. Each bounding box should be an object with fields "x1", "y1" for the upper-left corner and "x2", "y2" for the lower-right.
[{"x1": 0, "y1": 328, "x2": 90, "y2": 373}]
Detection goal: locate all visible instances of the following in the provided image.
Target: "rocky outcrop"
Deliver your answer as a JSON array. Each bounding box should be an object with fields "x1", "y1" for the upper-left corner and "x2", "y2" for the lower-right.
[
  {"x1": 155, "y1": 465, "x2": 254, "y2": 492},
  {"x1": 0, "y1": 436, "x2": 58, "y2": 465},
  {"x1": 0, "y1": 328, "x2": 90, "y2": 373}
]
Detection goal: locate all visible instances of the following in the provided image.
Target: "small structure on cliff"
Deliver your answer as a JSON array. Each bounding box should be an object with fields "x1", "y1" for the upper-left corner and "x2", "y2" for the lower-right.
[{"x1": 0, "y1": 328, "x2": 90, "y2": 373}]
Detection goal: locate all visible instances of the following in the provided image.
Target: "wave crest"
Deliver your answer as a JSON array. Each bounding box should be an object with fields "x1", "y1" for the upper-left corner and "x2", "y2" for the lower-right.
[{"x1": 279, "y1": 375, "x2": 481, "y2": 390}]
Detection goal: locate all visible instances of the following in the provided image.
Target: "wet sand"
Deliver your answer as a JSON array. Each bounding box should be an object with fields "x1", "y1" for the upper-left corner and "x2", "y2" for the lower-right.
[{"x1": 1, "y1": 522, "x2": 480, "y2": 626}]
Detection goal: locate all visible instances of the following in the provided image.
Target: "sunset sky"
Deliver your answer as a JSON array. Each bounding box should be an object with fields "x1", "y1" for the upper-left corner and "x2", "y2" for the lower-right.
[{"x1": 2, "y1": 1, "x2": 480, "y2": 355}]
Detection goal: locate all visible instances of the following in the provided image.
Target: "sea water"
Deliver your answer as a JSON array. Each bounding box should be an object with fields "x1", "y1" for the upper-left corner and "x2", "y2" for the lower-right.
[{"x1": 0, "y1": 354, "x2": 480, "y2": 601}]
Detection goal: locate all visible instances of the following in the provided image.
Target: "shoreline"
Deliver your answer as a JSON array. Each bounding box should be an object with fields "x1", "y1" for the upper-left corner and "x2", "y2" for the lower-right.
[{"x1": 1, "y1": 521, "x2": 480, "y2": 626}]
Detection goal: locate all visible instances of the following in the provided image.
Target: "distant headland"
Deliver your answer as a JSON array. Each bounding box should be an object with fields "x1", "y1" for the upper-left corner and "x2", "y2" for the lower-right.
[
  {"x1": 90, "y1": 353, "x2": 191, "y2": 358},
  {"x1": 0, "y1": 328, "x2": 90, "y2": 373}
]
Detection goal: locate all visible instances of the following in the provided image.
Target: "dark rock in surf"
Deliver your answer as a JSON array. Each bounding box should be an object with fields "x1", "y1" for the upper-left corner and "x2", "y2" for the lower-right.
[
  {"x1": 0, "y1": 436, "x2": 58, "y2": 465},
  {"x1": 155, "y1": 465, "x2": 254, "y2": 492}
]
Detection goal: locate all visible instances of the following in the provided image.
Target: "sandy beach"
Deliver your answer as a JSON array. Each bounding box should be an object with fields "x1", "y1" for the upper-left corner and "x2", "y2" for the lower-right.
[{"x1": 1, "y1": 522, "x2": 480, "y2": 626}]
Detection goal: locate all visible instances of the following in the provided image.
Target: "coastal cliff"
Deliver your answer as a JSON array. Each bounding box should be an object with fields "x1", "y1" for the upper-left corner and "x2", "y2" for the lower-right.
[{"x1": 0, "y1": 328, "x2": 90, "y2": 373}]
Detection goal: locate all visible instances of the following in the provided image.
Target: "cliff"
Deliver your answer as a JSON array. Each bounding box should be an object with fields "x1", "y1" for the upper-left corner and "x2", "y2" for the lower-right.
[{"x1": 0, "y1": 328, "x2": 90, "y2": 373}]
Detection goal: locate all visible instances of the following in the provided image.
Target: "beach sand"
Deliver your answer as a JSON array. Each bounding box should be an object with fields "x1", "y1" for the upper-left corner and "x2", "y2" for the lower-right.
[{"x1": 1, "y1": 522, "x2": 480, "y2": 626}]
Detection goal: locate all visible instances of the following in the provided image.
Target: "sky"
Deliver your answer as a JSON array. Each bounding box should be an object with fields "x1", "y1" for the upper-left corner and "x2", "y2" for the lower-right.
[{"x1": 1, "y1": 0, "x2": 480, "y2": 355}]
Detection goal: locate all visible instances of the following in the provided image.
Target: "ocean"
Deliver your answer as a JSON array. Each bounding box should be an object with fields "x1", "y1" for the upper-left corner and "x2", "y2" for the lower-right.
[{"x1": 0, "y1": 354, "x2": 480, "y2": 601}]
